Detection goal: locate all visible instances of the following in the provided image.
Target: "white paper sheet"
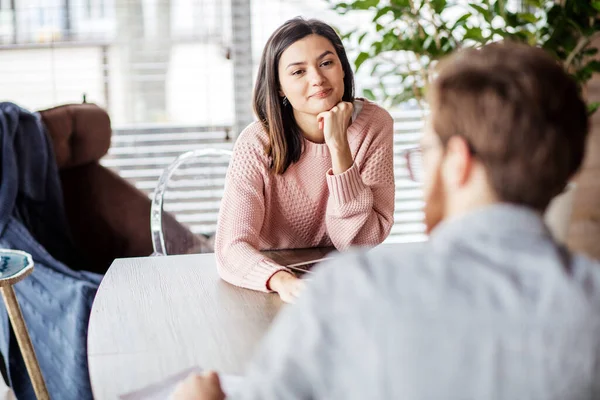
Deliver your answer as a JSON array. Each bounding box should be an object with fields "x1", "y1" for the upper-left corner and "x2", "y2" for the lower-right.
[
  {"x1": 120, "y1": 366, "x2": 243, "y2": 400},
  {"x1": 285, "y1": 257, "x2": 332, "y2": 275}
]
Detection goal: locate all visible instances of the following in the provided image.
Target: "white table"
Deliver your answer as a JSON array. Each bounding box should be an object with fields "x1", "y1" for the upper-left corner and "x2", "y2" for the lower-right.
[{"x1": 87, "y1": 249, "x2": 332, "y2": 399}]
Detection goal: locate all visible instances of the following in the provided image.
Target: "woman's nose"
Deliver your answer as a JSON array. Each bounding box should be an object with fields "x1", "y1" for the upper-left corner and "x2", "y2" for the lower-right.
[{"x1": 308, "y1": 68, "x2": 325, "y2": 86}]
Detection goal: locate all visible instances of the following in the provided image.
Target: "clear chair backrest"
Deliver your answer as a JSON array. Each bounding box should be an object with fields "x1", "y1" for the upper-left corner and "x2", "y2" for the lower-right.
[{"x1": 151, "y1": 148, "x2": 232, "y2": 255}]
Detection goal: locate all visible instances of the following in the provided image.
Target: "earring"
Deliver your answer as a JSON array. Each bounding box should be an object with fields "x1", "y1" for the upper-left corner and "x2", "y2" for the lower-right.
[{"x1": 282, "y1": 96, "x2": 289, "y2": 107}]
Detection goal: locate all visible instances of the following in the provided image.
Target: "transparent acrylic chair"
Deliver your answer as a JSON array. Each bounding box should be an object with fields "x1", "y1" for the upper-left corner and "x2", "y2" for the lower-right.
[{"x1": 150, "y1": 148, "x2": 232, "y2": 256}]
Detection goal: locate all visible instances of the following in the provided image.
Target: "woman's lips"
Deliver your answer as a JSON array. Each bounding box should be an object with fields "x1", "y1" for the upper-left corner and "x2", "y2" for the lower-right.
[{"x1": 310, "y1": 89, "x2": 333, "y2": 99}]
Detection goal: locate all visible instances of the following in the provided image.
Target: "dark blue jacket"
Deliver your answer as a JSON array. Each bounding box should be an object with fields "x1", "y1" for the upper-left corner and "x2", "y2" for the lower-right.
[{"x1": 0, "y1": 102, "x2": 101, "y2": 399}]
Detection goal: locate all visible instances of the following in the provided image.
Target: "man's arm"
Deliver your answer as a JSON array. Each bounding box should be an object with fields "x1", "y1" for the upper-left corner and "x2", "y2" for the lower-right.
[
  {"x1": 233, "y1": 259, "x2": 343, "y2": 400},
  {"x1": 173, "y1": 251, "x2": 367, "y2": 400},
  {"x1": 172, "y1": 249, "x2": 378, "y2": 400}
]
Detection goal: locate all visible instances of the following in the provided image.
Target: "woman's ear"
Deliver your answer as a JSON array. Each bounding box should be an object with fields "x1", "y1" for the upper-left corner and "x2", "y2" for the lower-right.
[{"x1": 278, "y1": 90, "x2": 285, "y2": 98}]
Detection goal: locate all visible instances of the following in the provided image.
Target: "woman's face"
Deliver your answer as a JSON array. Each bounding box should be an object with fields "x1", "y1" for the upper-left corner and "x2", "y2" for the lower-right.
[{"x1": 277, "y1": 34, "x2": 345, "y2": 117}]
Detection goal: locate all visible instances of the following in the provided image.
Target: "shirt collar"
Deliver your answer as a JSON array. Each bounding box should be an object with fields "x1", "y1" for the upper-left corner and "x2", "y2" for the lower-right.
[{"x1": 429, "y1": 203, "x2": 552, "y2": 246}]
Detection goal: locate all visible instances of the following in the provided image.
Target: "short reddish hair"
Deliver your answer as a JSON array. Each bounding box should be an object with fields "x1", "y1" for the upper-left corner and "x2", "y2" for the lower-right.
[{"x1": 429, "y1": 41, "x2": 589, "y2": 211}]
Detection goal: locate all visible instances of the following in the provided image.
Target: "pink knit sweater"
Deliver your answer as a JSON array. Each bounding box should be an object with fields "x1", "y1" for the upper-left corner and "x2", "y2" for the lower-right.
[{"x1": 215, "y1": 100, "x2": 395, "y2": 292}]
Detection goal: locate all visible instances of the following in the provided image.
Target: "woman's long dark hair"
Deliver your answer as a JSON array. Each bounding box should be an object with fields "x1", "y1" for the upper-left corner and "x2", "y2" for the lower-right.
[{"x1": 253, "y1": 17, "x2": 355, "y2": 174}]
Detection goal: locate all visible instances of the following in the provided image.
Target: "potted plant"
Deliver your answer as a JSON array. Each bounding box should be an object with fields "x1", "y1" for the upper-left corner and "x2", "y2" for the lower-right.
[
  {"x1": 328, "y1": 0, "x2": 600, "y2": 242},
  {"x1": 328, "y1": 0, "x2": 600, "y2": 114}
]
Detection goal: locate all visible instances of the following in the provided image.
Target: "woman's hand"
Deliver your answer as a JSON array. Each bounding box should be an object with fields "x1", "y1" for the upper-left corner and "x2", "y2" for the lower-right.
[
  {"x1": 268, "y1": 271, "x2": 306, "y2": 303},
  {"x1": 170, "y1": 371, "x2": 225, "y2": 400},
  {"x1": 317, "y1": 101, "x2": 354, "y2": 174},
  {"x1": 318, "y1": 101, "x2": 353, "y2": 151}
]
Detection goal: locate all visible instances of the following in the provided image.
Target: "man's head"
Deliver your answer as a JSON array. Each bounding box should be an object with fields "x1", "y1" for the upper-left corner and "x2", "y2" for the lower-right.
[{"x1": 421, "y1": 41, "x2": 589, "y2": 233}]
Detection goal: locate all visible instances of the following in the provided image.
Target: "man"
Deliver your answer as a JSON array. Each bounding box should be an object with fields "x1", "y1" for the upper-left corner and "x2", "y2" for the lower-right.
[{"x1": 174, "y1": 42, "x2": 600, "y2": 399}]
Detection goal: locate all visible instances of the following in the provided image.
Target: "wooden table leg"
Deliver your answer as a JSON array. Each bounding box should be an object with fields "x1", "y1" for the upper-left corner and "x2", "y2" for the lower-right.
[{"x1": 0, "y1": 286, "x2": 50, "y2": 400}]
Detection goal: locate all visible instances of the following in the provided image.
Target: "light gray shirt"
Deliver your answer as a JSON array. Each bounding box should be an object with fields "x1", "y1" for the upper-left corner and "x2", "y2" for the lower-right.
[{"x1": 236, "y1": 205, "x2": 600, "y2": 399}]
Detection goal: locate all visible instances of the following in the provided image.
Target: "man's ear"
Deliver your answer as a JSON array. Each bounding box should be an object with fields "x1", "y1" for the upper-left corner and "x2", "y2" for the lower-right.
[{"x1": 444, "y1": 136, "x2": 473, "y2": 187}]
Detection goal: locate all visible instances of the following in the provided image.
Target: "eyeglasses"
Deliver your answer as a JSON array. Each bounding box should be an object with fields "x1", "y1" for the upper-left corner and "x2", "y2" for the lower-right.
[
  {"x1": 402, "y1": 144, "x2": 439, "y2": 183},
  {"x1": 402, "y1": 139, "x2": 477, "y2": 182},
  {"x1": 402, "y1": 147, "x2": 424, "y2": 182}
]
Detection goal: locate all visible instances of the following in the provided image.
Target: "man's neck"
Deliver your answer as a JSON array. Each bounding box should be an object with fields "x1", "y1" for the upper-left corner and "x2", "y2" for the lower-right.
[
  {"x1": 444, "y1": 164, "x2": 500, "y2": 220},
  {"x1": 445, "y1": 189, "x2": 499, "y2": 221}
]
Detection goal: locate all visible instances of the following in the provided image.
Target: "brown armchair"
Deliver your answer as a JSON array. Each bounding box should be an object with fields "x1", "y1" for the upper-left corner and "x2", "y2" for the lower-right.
[{"x1": 38, "y1": 103, "x2": 195, "y2": 274}]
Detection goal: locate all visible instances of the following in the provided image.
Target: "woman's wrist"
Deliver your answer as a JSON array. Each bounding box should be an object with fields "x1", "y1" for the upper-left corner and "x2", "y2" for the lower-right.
[
  {"x1": 329, "y1": 143, "x2": 353, "y2": 175},
  {"x1": 328, "y1": 139, "x2": 350, "y2": 154},
  {"x1": 267, "y1": 270, "x2": 295, "y2": 292}
]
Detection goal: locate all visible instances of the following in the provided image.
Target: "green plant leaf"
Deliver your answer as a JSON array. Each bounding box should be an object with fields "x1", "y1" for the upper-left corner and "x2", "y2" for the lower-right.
[
  {"x1": 371, "y1": 63, "x2": 381, "y2": 75},
  {"x1": 355, "y1": 51, "x2": 370, "y2": 71},
  {"x1": 373, "y1": 41, "x2": 383, "y2": 55},
  {"x1": 504, "y1": 11, "x2": 522, "y2": 27},
  {"x1": 464, "y1": 27, "x2": 484, "y2": 41},
  {"x1": 423, "y1": 35, "x2": 435, "y2": 52},
  {"x1": 431, "y1": 0, "x2": 447, "y2": 15},
  {"x1": 452, "y1": 13, "x2": 472, "y2": 29},
  {"x1": 363, "y1": 88, "x2": 376, "y2": 100},
  {"x1": 391, "y1": 91, "x2": 416, "y2": 106},
  {"x1": 517, "y1": 13, "x2": 539, "y2": 24},
  {"x1": 329, "y1": 0, "x2": 600, "y2": 108},
  {"x1": 358, "y1": 31, "x2": 368, "y2": 45},
  {"x1": 524, "y1": 0, "x2": 542, "y2": 7},
  {"x1": 469, "y1": 3, "x2": 491, "y2": 23},
  {"x1": 587, "y1": 102, "x2": 600, "y2": 116},
  {"x1": 373, "y1": 6, "x2": 392, "y2": 22},
  {"x1": 341, "y1": 28, "x2": 357, "y2": 40},
  {"x1": 585, "y1": 60, "x2": 600, "y2": 73},
  {"x1": 575, "y1": 67, "x2": 594, "y2": 83},
  {"x1": 381, "y1": 32, "x2": 401, "y2": 51},
  {"x1": 390, "y1": 0, "x2": 410, "y2": 7},
  {"x1": 351, "y1": 0, "x2": 379, "y2": 9},
  {"x1": 493, "y1": 0, "x2": 506, "y2": 18},
  {"x1": 333, "y1": 2, "x2": 352, "y2": 14},
  {"x1": 441, "y1": 39, "x2": 454, "y2": 52}
]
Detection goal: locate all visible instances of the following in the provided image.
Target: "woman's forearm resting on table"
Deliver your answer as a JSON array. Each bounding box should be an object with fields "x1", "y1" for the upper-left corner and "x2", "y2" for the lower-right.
[{"x1": 215, "y1": 242, "x2": 289, "y2": 292}]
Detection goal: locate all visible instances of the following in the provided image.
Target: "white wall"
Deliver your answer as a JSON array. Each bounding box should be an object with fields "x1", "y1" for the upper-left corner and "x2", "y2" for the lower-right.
[{"x1": 0, "y1": 46, "x2": 104, "y2": 110}]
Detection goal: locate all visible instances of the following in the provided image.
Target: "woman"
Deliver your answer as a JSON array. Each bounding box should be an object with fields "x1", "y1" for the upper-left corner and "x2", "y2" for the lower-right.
[{"x1": 215, "y1": 17, "x2": 395, "y2": 303}]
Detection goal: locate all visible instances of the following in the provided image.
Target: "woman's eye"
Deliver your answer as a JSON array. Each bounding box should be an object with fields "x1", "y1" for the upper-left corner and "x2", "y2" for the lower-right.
[
  {"x1": 292, "y1": 70, "x2": 304, "y2": 76},
  {"x1": 321, "y1": 60, "x2": 333, "y2": 67}
]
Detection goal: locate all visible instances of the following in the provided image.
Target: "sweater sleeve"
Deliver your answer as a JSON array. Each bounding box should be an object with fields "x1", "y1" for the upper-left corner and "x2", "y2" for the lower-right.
[
  {"x1": 215, "y1": 138, "x2": 289, "y2": 292},
  {"x1": 325, "y1": 110, "x2": 395, "y2": 249}
]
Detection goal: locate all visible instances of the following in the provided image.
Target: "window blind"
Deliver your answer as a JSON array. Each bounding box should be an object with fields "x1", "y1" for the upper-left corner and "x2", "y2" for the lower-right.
[
  {"x1": 0, "y1": 0, "x2": 426, "y2": 244},
  {"x1": 100, "y1": 113, "x2": 426, "y2": 243}
]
